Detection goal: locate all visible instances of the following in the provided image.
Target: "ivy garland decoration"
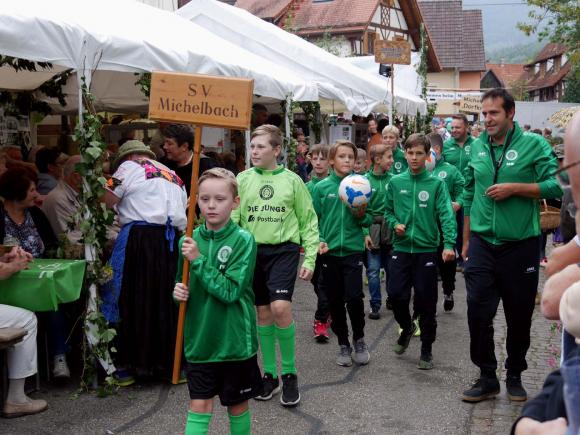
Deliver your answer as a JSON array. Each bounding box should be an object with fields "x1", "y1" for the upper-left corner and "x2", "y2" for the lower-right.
[{"x1": 414, "y1": 24, "x2": 437, "y2": 134}]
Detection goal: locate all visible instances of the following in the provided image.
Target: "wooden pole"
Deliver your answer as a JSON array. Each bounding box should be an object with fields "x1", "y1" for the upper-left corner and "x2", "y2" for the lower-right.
[{"x1": 172, "y1": 125, "x2": 203, "y2": 384}]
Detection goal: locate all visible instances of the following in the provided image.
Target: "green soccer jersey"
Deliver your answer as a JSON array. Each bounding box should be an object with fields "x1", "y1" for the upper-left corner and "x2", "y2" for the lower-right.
[
  {"x1": 431, "y1": 159, "x2": 465, "y2": 204},
  {"x1": 443, "y1": 135, "x2": 475, "y2": 175},
  {"x1": 463, "y1": 122, "x2": 563, "y2": 245},
  {"x1": 366, "y1": 170, "x2": 392, "y2": 217},
  {"x1": 385, "y1": 169, "x2": 457, "y2": 253},
  {"x1": 231, "y1": 165, "x2": 319, "y2": 271},
  {"x1": 390, "y1": 146, "x2": 408, "y2": 175},
  {"x1": 305, "y1": 174, "x2": 327, "y2": 197},
  {"x1": 311, "y1": 171, "x2": 372, "y2": 256},
  {"x1": 177, "y1": 220, "x2": 258, "y2": 363}
]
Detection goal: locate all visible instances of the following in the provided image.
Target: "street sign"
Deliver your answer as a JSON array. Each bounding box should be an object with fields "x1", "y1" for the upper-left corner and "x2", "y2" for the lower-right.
[
  {"x1": 149, "y1": 71, "x2": 254, "y2": 130},
  {"x1": 374, "y1": 40, "x2": 411, "y2": 65},
  {"x1": 459, "y1": 95, "x2": 483, "y2": 114}
]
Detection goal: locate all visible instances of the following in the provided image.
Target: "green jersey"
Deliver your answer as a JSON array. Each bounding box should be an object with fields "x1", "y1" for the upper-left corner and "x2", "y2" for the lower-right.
[
  {"x1": 305, "y1": 174, "x2": 327, "y2": 197},
  {"x1": 443, "y1": 135, "x2": 475, "y2": 175},
  {"x1": 431, "y1": 159, "x2": 465, "y2": 204},
  {"x1": 177, "y1": 220, "x2": 258, "y2": 363},
  {"x1": 385, "y1": 169, "x2": 456, "y2": 252},
  {"x1": 311, "y1": 171, "x2": 371, "y2": 256},
  {"x1": 231, "y1": 165, "x2": 319, "y2": 270},
  {"x1": 365, "y1": 170, "x2": 392, "y2": 217},
  {"x1": 463, "y1": 122, "x2": 563, "y2": 245},
  {"x1": 390, "y1": 147, "x2": 408, "y2": 175}
]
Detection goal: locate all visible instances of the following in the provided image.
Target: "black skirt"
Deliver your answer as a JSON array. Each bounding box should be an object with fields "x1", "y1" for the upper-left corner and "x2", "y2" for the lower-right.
[{"x1": 116, "y1": 225, "x2": 179, "y2": 378}]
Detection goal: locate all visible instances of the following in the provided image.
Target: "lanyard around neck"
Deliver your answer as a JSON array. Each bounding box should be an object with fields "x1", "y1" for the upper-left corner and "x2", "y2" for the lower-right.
[{"x1": 488, "y1": 128, "x2": 514, "y2": 184}]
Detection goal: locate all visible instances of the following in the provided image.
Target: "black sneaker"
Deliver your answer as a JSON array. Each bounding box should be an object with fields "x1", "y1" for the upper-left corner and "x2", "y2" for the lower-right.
[
  {"x1": 461, "y1": 377, "x2": 500, "y2": 402},
  {"x1": 393, "y1": 324, "x2": 416, "y2": 355},
  {"x1": 417, "y1": 351, "x2": 434, "y2": 370},
  {"x1": 506, "y1": 375, "x2": 527, "y2": 402},
  {"x1": 385, "y1": 299, "x2": 393, "y2": 310},
  {"x1": 368, "y1": 307, "x2": 381, "y2": 320},
  {"x1": 254, "y1": 373, "x2": 280, "y2": 401},
  {"x1": 280, "y1": 373, "x2": 300, "y2": 407},
  {"x1": 443, "y1": 294, "x2": 454, "y2": 312}
]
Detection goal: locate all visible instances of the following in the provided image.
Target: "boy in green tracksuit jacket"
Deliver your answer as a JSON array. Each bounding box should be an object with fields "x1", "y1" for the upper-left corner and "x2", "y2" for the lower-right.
[
  {"x1": 382, "y1": 125, "x2": 408, "y2": 175},
  {"x1": 231, "y1": 125, "x2": 319, "y2": 407},
  {"x1": 428, "y1": 133, "x2": 465, "y2": 312},
  {"x1": 305, "y1": 144, "x2": 332, "y2": 342},
  {"x1": 173, "y1": 168, "x2": 260, "y2": 435},
  {"x1": 365, "y1": 144, "x2": 394, "y2": 319},
  {"x1": 384, "y1": 133, "x2": 457, "y2": 370},
  {"x1": 312, "y1": 140, "x2": 372, "y2": 368}
]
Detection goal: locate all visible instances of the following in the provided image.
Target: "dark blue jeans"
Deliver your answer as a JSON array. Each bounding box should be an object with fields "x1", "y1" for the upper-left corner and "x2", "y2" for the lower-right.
[{"x1": 366, "y1": 245, "x2": 391, "y2": 310}]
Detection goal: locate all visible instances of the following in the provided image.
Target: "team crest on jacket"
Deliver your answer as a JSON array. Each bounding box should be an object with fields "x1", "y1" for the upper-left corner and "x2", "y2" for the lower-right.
[
  {"x1": 217, "y1": 246, "x2": 232, "y2": 263},
  {"x1": 418, "y1": 191, "x2": 429, "y2": 201},
  {"x1": 259, "y1": 185, "x2": 274, "y2": 200},
  {"x1": 505, "y1": 150, "x2": 518, "y2": 161},
  {"x1": 438, "y1": 171, "x2": 447, "y2": 179},
  {"x1": 394, "y1": 162, "x2": 403, "y2": 170}
]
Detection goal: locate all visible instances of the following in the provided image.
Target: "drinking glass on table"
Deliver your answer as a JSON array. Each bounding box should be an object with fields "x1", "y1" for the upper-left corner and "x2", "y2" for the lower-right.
[{"x1": 562, "y1": 355, "x2": 580, "y2": 435}]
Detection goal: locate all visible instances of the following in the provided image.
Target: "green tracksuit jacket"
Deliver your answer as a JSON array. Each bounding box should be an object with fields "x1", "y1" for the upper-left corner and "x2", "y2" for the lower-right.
[
  {"x1": 431, "y1": 158, "x2": 465, "y2": 205},
  {"x1": 311, "y1": 171, "x2": 371, "y2": 256},
  {"x1": 176, "y1": 220, "x2": 258, "y2": 363},
  {"x1": 231, "y1": 165, "x2": 319, "y2": 270},
  {"x1": 366, "y1": 170, "x2": 392, "y2": 217},
  {"x1": 443, "y1": 135, "x2": 475, "y2": 174},
  {"x1": 384, "y1": 169, "x2": 457, "y2": 252},
  {"x1": 390, "y1": 146, "x2": 408, "y2": 175},
  {"x1": 463, "y1": 122, "x2": 563, "y2": 245},
  {"x1": 305, "y1": 174, "x2": 327, "y2": 197}
]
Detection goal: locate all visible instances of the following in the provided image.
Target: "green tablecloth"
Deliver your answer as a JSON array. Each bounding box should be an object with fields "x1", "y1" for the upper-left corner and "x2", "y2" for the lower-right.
[{"x1": 0, "y1": 259, "x2": 86, "y2": 312}]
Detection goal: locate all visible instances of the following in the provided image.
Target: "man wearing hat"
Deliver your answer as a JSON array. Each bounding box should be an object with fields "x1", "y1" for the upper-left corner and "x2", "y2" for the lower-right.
[{"x1": 102, "y1": 140, "x2": 187, "y2": 384}]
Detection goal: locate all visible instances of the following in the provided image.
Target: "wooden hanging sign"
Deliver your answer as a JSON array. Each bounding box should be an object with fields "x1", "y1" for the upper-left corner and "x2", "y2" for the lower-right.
[
  {"x1": 149, "y1": 71, "x2": 254, "y2": 130},
  {"x1": 374, "y1": 40, "x2": 411, "y2": 65}
]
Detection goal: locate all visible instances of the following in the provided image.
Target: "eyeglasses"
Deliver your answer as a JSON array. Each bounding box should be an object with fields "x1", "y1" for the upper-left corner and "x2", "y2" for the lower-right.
[{"x1": 554, "y1": 159, "x2": 580, "y2": 176}]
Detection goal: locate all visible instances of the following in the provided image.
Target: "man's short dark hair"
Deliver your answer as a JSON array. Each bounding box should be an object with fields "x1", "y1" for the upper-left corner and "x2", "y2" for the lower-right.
[
  {"x1": 481, "y1": 88, "x2": 515, "y2": 114},
  {"x1": 451, "y1": 114, "x2": 468, "y2": 125},
  {"x1": 35, "y1": 147, "x2": 61, "y2": 173},
  {"x1": 404, "y1": 133, "x2": 430, "y2": 153},
  {"x1": 163, "y1": 124, "x2": 194, "y2": 150},
  {"x1": 252, "y1": 103, "x2": 267, "y2": 113},
  {"x1": 0, "y1": 167, "x2": 37, "y2": 201}
]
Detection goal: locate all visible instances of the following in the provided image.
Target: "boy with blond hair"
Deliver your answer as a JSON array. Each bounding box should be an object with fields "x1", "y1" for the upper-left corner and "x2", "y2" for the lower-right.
[
  {"x1": 174, "y1": 168, "x2": 260, "y2": 435},
  {"x1": 382, "y1": 125, "x2": 408, "y2": 175},
  {"x1": 312, "y1": 140, "x2": 372, "y2": 367},
  {"x1": 232, "y1": 124, "x2": 319, "y2": 406}
]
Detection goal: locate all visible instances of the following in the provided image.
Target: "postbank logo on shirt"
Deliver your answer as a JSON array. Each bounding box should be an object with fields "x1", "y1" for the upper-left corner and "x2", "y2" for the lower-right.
[{"x1": 418, "y1": 190, "x2": 429, "y2": 208}]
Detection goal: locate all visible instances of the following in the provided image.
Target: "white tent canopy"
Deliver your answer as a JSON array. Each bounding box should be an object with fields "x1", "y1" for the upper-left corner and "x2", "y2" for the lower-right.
[
  {"x1": 0, "y1": 0, "x2": 318, "y2": 105},
  {"x1": 177, "y1": 0, "x2": 396, "y2": 116}
]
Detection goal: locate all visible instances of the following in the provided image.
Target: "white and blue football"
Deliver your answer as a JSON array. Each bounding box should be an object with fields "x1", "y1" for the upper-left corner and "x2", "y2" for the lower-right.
[{"x1": 338, "y1": 174, "x2": 372, "y2": 209}]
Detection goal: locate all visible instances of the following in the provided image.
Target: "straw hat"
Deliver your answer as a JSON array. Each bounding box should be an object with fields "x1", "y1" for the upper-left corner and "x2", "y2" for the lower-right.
[
  {"x1": 559, "y1": 281, "x2": 580, "y2": 344},
  {"x1": 113, "y1": 140, "x2": 156, "y2": 170}
]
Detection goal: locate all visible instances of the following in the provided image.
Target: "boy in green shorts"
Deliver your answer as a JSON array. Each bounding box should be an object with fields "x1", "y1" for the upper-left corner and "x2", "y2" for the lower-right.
[
  {"x1": 365, "y1": 144, "x2": 394, "y2": 319},
  {"x1": 384, "y1": 133, "x2": 457, "y2": 370},
  {"x1": 312, "y1": 140, "x2": 372, "y2": 367},
  {"x1": 173, "y1": 168, "x2": 261, "y2": 435},
  {"x1": 232, "y1": 125, "x2": 319, "y2": 406},
  {"x1": 306, "y1": 144, "x2": 332, "y2": 342}
]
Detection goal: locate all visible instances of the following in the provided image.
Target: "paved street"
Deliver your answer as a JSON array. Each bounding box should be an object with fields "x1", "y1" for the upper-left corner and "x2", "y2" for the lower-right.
[{"x1": 3, "y1": 265, "x2": 560, "y2": 435}]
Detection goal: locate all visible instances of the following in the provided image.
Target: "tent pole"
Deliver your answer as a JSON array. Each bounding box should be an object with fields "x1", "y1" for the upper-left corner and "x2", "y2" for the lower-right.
[
  {"x1": 245, "y1": 130, "x2": 251, "y2": 170},
  {"x1": 284, "y1": 96, "x2": 291, "y2": 166}
]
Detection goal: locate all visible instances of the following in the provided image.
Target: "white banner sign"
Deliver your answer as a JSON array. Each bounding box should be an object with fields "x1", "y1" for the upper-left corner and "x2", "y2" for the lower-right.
[{"x1": 427, "y1": 90, "x2": 482, "y2": 101}]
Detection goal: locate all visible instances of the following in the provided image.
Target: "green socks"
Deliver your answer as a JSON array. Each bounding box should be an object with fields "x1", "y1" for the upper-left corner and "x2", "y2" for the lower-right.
[
  {"x1": 185, "y1": 411, "x2": 211, "y2": 435},
  {"x1": 229, "y1": 410, "x2": 251, "y2": 435},
  {"x1": 257, "y1": 324, "x2": 277, "y2": 376},
  {"x1": 275, "y1": 322, "x2": 297, "y2": 375}
]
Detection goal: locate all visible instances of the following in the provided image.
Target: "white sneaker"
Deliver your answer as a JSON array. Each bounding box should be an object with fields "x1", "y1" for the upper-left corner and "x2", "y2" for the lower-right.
[{"x1": 53, "y1": 355, "x2": 70, "y2": 378}]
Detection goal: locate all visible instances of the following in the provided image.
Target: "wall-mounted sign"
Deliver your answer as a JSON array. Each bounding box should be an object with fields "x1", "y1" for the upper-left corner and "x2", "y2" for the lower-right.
[
  {"x1": 149, "y1": 71, "x2": 254, "y2": 130},
  {"x1": 459, "y1": 95, "x2": 483, "y2": 114},
  {"x1": 374, "y1": 40, "x2": 411, "y2": 65}
]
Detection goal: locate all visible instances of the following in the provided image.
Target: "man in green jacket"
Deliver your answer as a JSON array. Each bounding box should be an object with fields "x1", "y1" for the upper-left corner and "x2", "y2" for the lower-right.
[
  {"x1": 385, "y1": 133, "x2": 457, "y2": 370},
  {"x1": 461, "y1": 89, "x2": 563, "y2": 404},
  {"x1": 443, "y1": 113, "x2": 474, "y2": 269}
]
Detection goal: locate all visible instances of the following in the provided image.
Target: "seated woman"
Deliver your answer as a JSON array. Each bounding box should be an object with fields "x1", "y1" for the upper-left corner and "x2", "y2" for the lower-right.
[
  {"x1": 0, "y1": 167, "x2": 70, "y2": 379},
  {"x1": 103, "y1": 140, "x2": 187, "y2": 383},
  {"x1": 0, "y1": 246, "x2": 47, "y2": 418}
]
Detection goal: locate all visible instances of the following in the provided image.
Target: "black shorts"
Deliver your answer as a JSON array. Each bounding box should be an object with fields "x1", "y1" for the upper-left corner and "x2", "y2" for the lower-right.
[
  {"x1": 253, "y1": 242, "x2": 300, "y2": 306},
  {"x1": 185, "y1": 355, "x2": 262, "y2": 406}
]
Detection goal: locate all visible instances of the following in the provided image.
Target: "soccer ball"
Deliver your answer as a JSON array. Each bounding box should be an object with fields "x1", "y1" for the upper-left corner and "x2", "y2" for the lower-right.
[{"x1": 338, "y1": 174, "x2": 372, "y2": 209}]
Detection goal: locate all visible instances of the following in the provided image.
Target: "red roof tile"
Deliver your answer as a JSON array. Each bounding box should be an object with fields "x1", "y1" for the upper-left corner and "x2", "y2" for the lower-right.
[
  {"x1": 528, "y1": 43, "x2": 567, "y2": 66},
  {"x1": 486, "y1": 63, "x2": 527, "y2": 87},
  {"x1": 234, "y1": 0, "x2": 292, "y2": 21},
  {"x1": 527, "y1": 61, "x2": 572, "y2": 91},
  {"x1": 290, "y1": 0, "x2": 378, "y2": 32}
]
